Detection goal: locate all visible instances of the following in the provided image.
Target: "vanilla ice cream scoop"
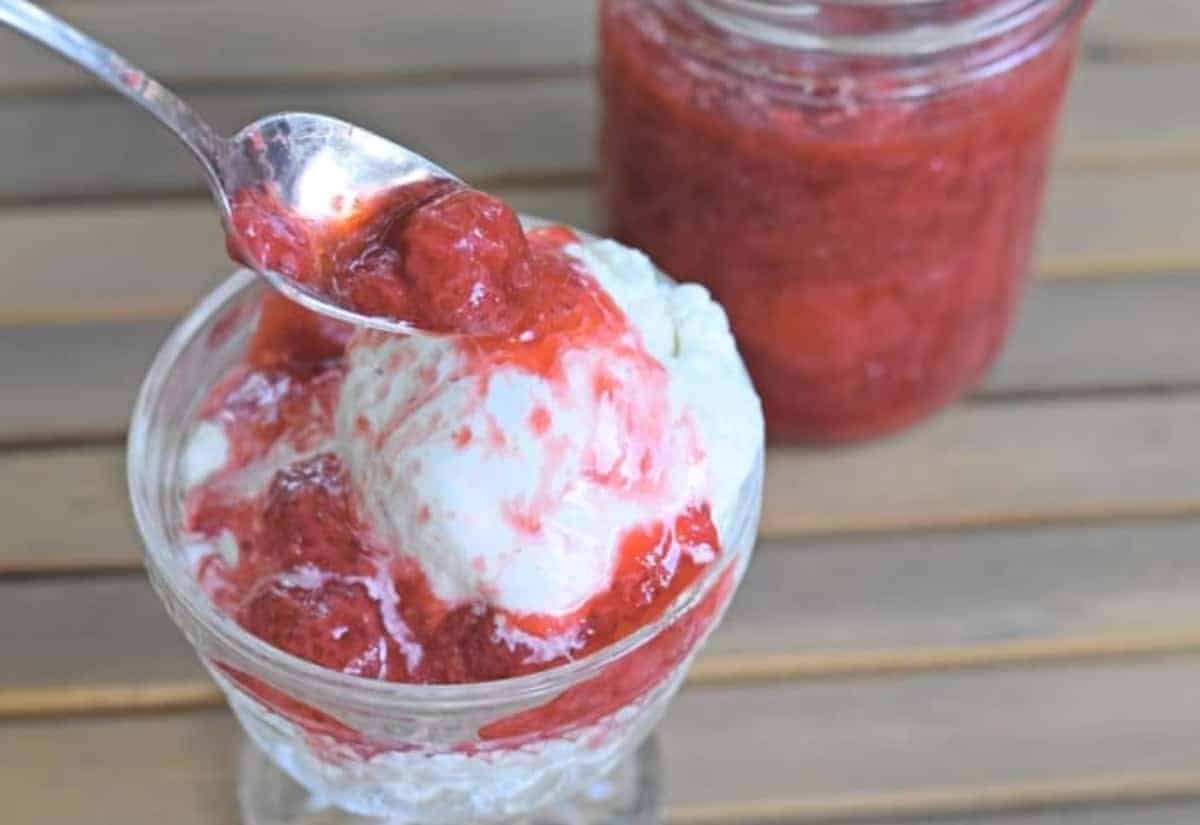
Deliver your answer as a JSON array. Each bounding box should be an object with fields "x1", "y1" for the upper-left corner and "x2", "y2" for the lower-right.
[{"x1": 337, "y1": 235, "x2": 762, "y2": 620}]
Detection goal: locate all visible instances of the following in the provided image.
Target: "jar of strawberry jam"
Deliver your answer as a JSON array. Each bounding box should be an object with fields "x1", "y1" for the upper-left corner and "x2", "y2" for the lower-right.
[{"x1": 600, "y1": 0, "x2": 1092, "y2": 441}]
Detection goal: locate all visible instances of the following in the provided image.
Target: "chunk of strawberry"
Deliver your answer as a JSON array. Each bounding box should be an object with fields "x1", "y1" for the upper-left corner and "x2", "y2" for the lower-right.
[
  {"x1": 392, "y1": 189, "x2": 531, "y2": 335},
  {"x1": 237, "y1": 577, "x2": 399, "y2": 679},
  {"x1": 259, "y1": 454, "x2": 362, "y2": 572},
  {"x1": 248, "y1": 292, "x2": 351, "y2": 370}
]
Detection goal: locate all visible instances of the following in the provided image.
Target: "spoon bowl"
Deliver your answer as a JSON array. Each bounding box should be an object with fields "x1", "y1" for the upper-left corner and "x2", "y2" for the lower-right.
[
  {"x1": 1, "y1": 0, "x2": 460, "y2": 335},
  {"x1": 220, "y1": 113, "x2": 462, "y2": 334}
]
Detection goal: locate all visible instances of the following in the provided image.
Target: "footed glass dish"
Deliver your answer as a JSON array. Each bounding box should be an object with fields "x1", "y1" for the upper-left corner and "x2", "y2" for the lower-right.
[{"x1": 128, "y1": 267, "x2": 765, "y2": 824}]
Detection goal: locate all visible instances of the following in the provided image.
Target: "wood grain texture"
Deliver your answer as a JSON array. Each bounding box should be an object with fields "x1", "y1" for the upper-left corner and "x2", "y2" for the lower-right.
[
  {"x1": 6, "y1": 166, "x2": 1200, "y2": 327},
  {"x1": 667, "y1": 777, "x2": 1200, "y2": 824},
  {"x1": 6, "y1": 169, "x2": 1200, "y2": 327},
  {"x1": 0, "y1": 0, "x2": 1187, "y2": 94},
  {"x1": 1038, "y1": 167, "x2": 1200, "y2": 274},
  {"x1": 0, "y1": 1, "x2": 593, "y2": 94},
  {"x1": 4, "y1": 192, "x2": 1200, "y2": 439},
  {"x1": 762, "y1": 394, "x2": 1200, "y2": 536},
  {"x1": 0, "y1": 319, "x2": 171, "y2": 445},
  {"x1": 1082, "y1": 0, "x2": 1200, "y2": 54},
  {"x1": 0, "y1": 58, "x2": 1195, "y2": 204},
  {"x1": 9, "y1": 658, "x2": 1200, "y2": 823},
  {"x1": 1, "y1": 2, "x2": 1198, "y2": 821},
  {"x1": 0, "y1": 188, "x2": 593, "y2": 327},
  {"x1": 849, "y1": 800, "x2": 1200, "y2": 825},
  {"x1": 6, "y1": 393, "x2": 1200, "y2": 572},
  {"x1": 0, "y1": 77, "x2": 594, "y2": 203},
  {"x1": 9, "y1": 518, "x2": 1200, "y2": 697},
  {"x1": 661, "y1": 659, "x2": 1200, "y2": 808},
  {"x1": 0, "y1": 575, "x2": 201, "y2": 688},
  {"x1": 0, "y1": 447, "x2": 134, "y2": 572}
]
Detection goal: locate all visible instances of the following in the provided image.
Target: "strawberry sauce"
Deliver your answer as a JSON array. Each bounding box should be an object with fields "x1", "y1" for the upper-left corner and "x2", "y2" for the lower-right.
[{"x1": 190, "y1": 183, "x2": 724, "y2": 742}]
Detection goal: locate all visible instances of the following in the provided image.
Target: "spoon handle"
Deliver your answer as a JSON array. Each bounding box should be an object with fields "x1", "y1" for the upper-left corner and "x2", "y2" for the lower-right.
[{"x1": 0, "y1": 0, "x2": 228, "y2": 203}]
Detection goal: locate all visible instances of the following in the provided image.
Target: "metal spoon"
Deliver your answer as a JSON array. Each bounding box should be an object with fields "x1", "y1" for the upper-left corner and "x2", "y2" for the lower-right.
[{"x1": 0, "y1": 0, "x2": 461, "y2": 335}]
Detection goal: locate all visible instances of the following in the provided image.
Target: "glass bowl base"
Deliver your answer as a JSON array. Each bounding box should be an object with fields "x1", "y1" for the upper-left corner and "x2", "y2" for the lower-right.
[{"x1": 238, "y1": 735, "x2": 662, "y2": 825}]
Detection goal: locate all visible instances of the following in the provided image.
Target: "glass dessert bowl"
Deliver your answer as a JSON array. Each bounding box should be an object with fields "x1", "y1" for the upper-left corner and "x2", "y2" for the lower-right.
[{"x1": 129, "y1": 196, "x2": 764, "y2": 823}]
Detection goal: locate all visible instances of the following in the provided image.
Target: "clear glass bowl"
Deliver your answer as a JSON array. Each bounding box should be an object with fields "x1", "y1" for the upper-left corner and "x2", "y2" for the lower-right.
[{"x1": 128, "y1": 268, "x2": 765, "y2": 824}]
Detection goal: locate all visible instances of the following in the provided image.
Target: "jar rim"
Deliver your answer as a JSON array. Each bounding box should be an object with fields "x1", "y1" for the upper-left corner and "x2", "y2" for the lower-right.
[
  {"x1": 128, "y1": 266, "x2": 765, "y2": 713},
  {"x1": 683, "y1": 0, "x2": 1086, "y2": 57}
]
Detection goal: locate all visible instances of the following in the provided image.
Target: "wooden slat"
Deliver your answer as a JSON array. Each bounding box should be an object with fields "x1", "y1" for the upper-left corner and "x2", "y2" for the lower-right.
[
  {"x1": 985, "y1": 275, "x2": 1200, "y2": 394},
  {"x1": 8, "y1": 658, "x2": 1200, "y2": 824},
  {"x1": 2, "y1": 710, "x2": 241, "y2": 825},
  {"x1": 862, "y1": 801, "x2": 1200, "y2": 825},
  {"x1": 8, "y1": 518, "x2": 1200, "y2": 698},
  {"x1": 0, "y1": 57, "x2": 1196, "y2": 204},
  {"x1": 0, "y1": 447, "x2": 135, "y2": 570},
  {"x1": 1081, "y1": 0, "x2": 1200, "y2": 55},
  {"x1": 0, "y1": 1, "x2": 592, "y2": 94},
  {"x1": 1039, "y1": 168, "x2": 1200, "y2": 274},
  {"x1": 0, "y1": 76, "x2": 594, "y2": 204},
  {"x1": 0, "y1": 188, "x2": 593, "y2": 328},
  {"x1": 0, "y1": 576, "x2": 200, "y2": 688},
  {"x1": 1, "y1": 0, "x2": 1190, "y2": 95},
  {"x1": 0, "y1": 320, "x2": 168, "y2": 444},
  {"x1": 4, "y1": 183, "x2": 1200, "y2": 440},
  {"x1": 6, "y1": 167, "x2": 1200, "y2": 328},
  {"x1": 5, "y1": 393, "x2": 1200, "y2": 573},
  {"x1": 1055, "y1": 61, "x2": 1200, "y2": 152},
  {"x1": 662, "y1": 660, "x2": 1200, "y2": 809},
  {"x1": 719, "y1": 520, "x2": 1200, "y2": 659},
  {"x1": 668, "y1": 777, "x2": 1200, "y2": 825},
  {"x1": 764, "y1": 394, "x2": 1200, "y2": 536}
]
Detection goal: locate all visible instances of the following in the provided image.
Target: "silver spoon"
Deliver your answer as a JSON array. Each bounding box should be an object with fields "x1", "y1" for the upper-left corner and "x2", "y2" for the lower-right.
[{"x1": 0, "y1": 0, "x2": 461, "y2": 335}]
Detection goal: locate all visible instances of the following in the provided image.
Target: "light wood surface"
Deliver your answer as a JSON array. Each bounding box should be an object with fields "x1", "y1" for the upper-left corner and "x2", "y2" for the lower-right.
[
  {"x1": 0, "y1": 0, "x2": 1190, "y2": 93},
  {"x1": 0, "y1": 62, "x2": 1196, "y2": 206},
  {"x1": 858, "y1": 802, "x2": 1200, "y2": 825},
  {"x1": 3, "y1": 0, "x2": 1200, "y2": 822},
  {"x1": 6, "y1": 393, "x2": 1200, "y2": 572},
  {"x1": 6, "y1": 169, "x2": 1200, "y2": 328},
  {"x1": 7, "y1": 271, "x2": 1200, "y2": 444},
  {"x1": 9, "y1": 659, "x2": 1200, "y2": 824},
  {"x1": 9, "y1": 518, "x2": 1200, "y2": 699}
]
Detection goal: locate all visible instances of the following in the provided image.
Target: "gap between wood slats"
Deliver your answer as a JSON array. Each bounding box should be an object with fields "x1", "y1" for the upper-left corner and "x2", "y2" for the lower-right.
[
  {"x1": 665, "y1": 773, "x2": 1200, "y2": 825},
  {"x1": 6, "y1": 628, "x2": 1200, "y2": 720}
]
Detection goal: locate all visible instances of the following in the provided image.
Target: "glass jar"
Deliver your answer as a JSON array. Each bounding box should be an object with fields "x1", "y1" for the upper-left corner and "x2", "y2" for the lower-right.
[
  {"x1": 129, "y1": 267, "x2": 764, "y2": 824},
  {"x1": 600, "y1": 0, "x2": 1093, "y2": 441}
]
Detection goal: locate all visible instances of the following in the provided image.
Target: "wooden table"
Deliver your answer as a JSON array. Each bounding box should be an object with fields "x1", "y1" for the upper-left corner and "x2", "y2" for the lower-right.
[{"x1": 4, "y1": 2, "x2": 1200, "y2": 823}]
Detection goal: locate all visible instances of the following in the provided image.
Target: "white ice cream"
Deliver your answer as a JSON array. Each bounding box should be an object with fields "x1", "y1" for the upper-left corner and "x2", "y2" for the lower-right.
[
  {"x1": 336, "y1": 236, "x2": 762, "y2": 619},
  {"x1": 184, "y1": 235, "x2": 762, "y2": 621}
]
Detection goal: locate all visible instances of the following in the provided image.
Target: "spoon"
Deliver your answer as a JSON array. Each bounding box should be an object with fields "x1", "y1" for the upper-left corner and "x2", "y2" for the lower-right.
[{"x1": 0, "y1": 0, "x2": 461, "y2": 335}]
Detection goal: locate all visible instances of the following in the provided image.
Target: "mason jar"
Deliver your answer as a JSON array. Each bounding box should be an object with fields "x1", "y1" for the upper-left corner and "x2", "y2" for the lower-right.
[{"x1": 600, "y1": 0, "x2": 1093, "y2": 441}]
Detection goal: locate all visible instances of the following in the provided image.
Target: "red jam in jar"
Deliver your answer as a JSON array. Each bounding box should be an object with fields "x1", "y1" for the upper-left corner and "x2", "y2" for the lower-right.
[{"x1": 600, "y1": 0, "x2": 1092, "y2": 441}]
